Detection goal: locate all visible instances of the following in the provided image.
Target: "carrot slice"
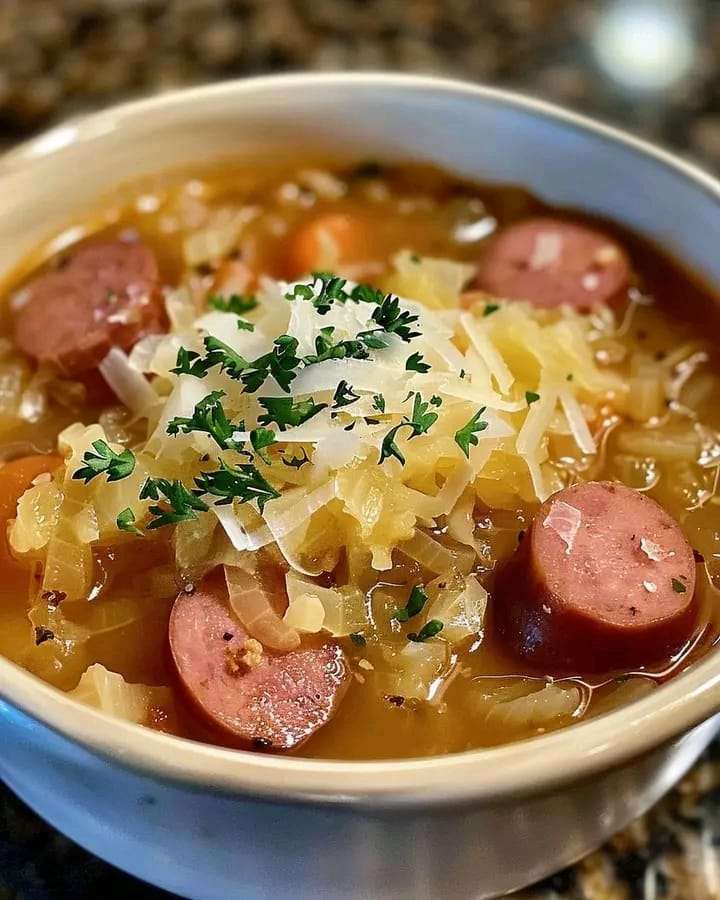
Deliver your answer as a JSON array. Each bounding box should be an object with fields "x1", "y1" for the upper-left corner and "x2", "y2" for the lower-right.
[{"x1": 285, "y1": 212, "x2": 372, "y2": 279}]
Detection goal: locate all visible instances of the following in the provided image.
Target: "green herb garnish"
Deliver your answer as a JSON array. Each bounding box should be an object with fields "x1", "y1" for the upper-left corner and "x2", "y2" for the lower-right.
[
  {"x1": 167, "y1": 390, "x2": 238, "y2": 450},
  {"x1": 372, "y1": 394, "x2": 386, "y2": 413},
  {"x1": 454, "y1": 407, "x2": 489, "y2": 458},
  {"x1": 408, "y1": 619, "x2": 444, "y2": 642},
  {"x1": 332, "y1": 380, "x2": 360, "y2": 408},
  {"x1": 671, "y1": 578, "x2": 687, "y2": 594},
  {"x1": 483, "y1": 303, "x2": 500, "y2": 317},
  {"x1": 73, "y1": 440, "x2": 136, "y2": 484},
  {"x1": 140, "y1": 478, "x2": 209, "y2": 529},
  {"x1": 370, "y1": 293, "x2": 421, "y2": 343},
  {"x1": 249, "y1": 427, "x2": 277, "y2": 464},
  {"x1": 379, "y1": 424, "x2": 406, "y2": 465},
  {"x1": 282, "y1": 448, "x2": 310, "y2": 469},
  {"x1": 208, "y1": 293, "x2": 258, "y2": 315},
  {"x1": 405, "y1": 393, "x2": 438, "y2": 436},
  {"x1": 194, "y1": 459, "x2": 280, "y2": 512},
  {"x1": 171, "y1": 346, "x2": 212, "y2": 378},
  {"x1": 405, "y1": 351, "x2": 430, "y2": 373},
  {"x1": 241, "y1": 335, "x2": 300, "y2": 393},
  {"x1": 394, "y1": 585, "x2": 429, "y2": 622},
  {"x1": 526, "y1": 391, "x2": 540, "y2": 406},
  {"x1": 257, "y1": 396, "x2": 326, "y2": 431},
  {"x1": 116, "y1": 507, "x2": 142, "y2": 536}
]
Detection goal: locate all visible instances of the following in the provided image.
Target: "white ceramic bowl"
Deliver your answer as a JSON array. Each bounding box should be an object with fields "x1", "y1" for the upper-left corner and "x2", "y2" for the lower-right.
[{"x1": 1, "y1": 74, "x2": 720, "y2": 900}]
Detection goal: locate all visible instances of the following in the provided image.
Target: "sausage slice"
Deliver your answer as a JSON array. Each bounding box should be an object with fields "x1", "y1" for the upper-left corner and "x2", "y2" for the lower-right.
[
  {"x1": 169, "y1": 574, "x2": 348, "y2": 751},
  {"x1": 14, "y1": 239, "x2": 165, "y2": 376},
  {"x1": 492, "y1": 481, "x2": 697, "y2": 672},
  {"x1": 476, "y1": 218, "x2": 630, "y2": 310}
]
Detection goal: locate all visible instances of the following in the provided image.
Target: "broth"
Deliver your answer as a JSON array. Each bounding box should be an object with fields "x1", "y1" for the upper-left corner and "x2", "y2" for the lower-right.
[{"x1": 1, "y1": 161, "x2": 719, "y2": 759}]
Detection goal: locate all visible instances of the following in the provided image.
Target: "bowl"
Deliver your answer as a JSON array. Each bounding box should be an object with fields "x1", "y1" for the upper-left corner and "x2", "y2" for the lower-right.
[{"x1": 1, "y1": 73, "x2": 720, "y2": 900}]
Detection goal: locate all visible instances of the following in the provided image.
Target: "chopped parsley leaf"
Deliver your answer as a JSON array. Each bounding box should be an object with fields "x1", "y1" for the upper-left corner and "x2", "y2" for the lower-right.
[
  {"x1": 203, "y1": 336, "x2": 249, "y2": 380},
  {"x1": 372, "y1": 394, "x2": 386, "y2": 413},
  {"x1": 526, "y1": 391, "x2": 541, "y2": 406},
  {"x1": 405, "y1": 351, "x2": 430, "y2": 373},
  {"x1": 429, "y1": 395, "x2": 442, "y2": 408},
  {"x1": 116, "y1": 507, "x2": 142, "y2": 536},
  {"x1": 454, "y1": 407, "x2": 489, "y2": 458},
  {"x1": 282, "y1": 448, "x2": 310, "y2": 469},
  {"x1": 286, "y1": 273, "x2": 349, "y2": 314},
  {"x1": 408, "y1": 619, "x2": 444, "y2": 642},
  {"x1": 379, "y1": 424, "x2": 406, "y2": 465},
  {"x1": 671, "y1": 578, "x2": 687, "y2": 593},
  {"x1": 241, "y1": 335, "x2": 300, "y2": 394},
  {"x1": 394, "y1": 585, "x2": 429, "y2": 622},
  {"x1": 409, "y1": 253, "x2": 421, "y2": 263},
  {"x1": 194, "y1": 459, "x2": 280, "y2": 512},
  {"x1": 73, "y1": 440, "x2": 136, "y2": 484},
  {"x1": 140, "y1": 478, "x2": 209, "y2": 529},
  {"x1": 483, "y1": 303, "x2": 500, "y2": 317},
  {"x1": 332, "y1": 380, "x2": 360, "y2": 408},
  {"x1": 406, "y1": 393, "x2": 438, "y2": 436},
  {"x1": 171, "y1": 346, "x2": 211, "y2": 378},
  {"x1": 167, "y1": 390, "x2": 238, "y2": 449},
  {"x1": 566, "y1": 373, "x2": 574, "y2": 381},
  {"x1": 208, "y1": 293, "x2": 258, "y2": 315},
  {"x1": 249, "y1": 427, "x2": 277, "y2": 464},
  {"x1": 350, "y1": 283, "x2": 384, "y2": 305},
  {"x1": 371, "y1": 293, "x2": 420, "y2": 342},
  {"x1": 257, "y1": 396, "x2": 326, "y2": 431}
]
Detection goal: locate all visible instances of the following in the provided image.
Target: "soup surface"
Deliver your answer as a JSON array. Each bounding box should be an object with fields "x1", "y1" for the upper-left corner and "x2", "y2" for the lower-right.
[{"x1": 1, "y1": 161, "x2": 719, "y2": 760}]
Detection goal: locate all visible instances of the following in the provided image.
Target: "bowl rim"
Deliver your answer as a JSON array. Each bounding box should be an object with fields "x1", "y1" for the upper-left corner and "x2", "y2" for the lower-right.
[{"x1": 2, "y1": 71, "x2": 720, "y2": 807}]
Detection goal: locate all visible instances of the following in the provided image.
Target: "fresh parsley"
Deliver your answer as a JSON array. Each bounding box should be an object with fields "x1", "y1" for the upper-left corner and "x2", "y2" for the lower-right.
[
  {"x1": 257, "y1": 397, "x2": 326, "y2": 431},
  {"x1": 454, "y1": 408, "x2": 489, "y2": 458},
  {"x1": 286, "y1": 273, "x2": 349, "y2": 314},
  {"x1": 370, "y1": 293, "x2": 420, "y2": 342},
  {"x1": 483, "y1": 303, "x2": 500, "y2": 317},
  {"x1": 208, "y1": 293, "x2": 258, "y2": 315},
  {"x1": 250, "y1": 427, "x2": 276, "y2": 464},
  {"x1": 394, "y1": 585, "x2": 429, "y2": 622},
  {"x1": 167, "y1": 390, "x2": 238, "y2": 450},
  {"x1": 332, "y1": 380, "x2": 360, "y2": 408},
  {"x1": 203, "y1": 336, "x2": 249, "y2": 380},
  {"x1": 372, "y1": 394, "x2": 386, "y2": 414},
  {"x1": 379, "y1": 424, "x2": 406, "y2": 465},
  {"x1": 405, "y1": 393, "x2": 438, "y2": 436},
  {"x1": 671, "y1": 578, "x2": 687, "y2": 593},
  {"x1": 526, "y1": 391, "x2": 540, "y2": 406},
  {"x1": 281, "y1": 448, "x2": 310, "y2": 469},
  {"x1": 140, "y1": 478, "x2": 209, "y2": 530},
  {"x1": 171, "y1": 346, "x2": 212, "y2": 378},
  {"x1": 194, "y1": 459, "x2": 279, "y2": 512},
  {"x1": 405, "y1": 351, "x2": 430, "y2": 373},
  {"x1": 116, "y1": 507, "x2": 142, "y2": 536},
  {"x1": 408, "y1": 619, "x2": 444, "y2": 642},
  {"x1": 241, "y1": 335, "x2": 300, "y2": 394},
  {"x1": 73, "y1": 440, "x2": 136, "y2": 484}
]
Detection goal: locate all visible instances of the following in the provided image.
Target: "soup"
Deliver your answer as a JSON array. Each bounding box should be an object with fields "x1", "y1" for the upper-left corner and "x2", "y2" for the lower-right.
[{"x1": 0, "y1": 161, "x2": 718, "y2": 760}]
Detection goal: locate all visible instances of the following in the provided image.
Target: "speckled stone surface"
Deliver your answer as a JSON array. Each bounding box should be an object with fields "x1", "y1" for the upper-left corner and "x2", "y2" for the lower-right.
[{"x1": 1, "y1": 2, "x2": 720, "y2": 898}]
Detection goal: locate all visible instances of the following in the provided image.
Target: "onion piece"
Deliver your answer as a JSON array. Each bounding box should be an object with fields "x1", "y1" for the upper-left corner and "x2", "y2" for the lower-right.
[
  {"x1": 286, "y1": 573, "x2": 366, "y2": 636},
  {"x1": 99, "y1": 348, "x2": 158, "y2": 415},
  {"x1": 400, "y1": 529, "x2": 456, "y2": 574},
  {"x1": 224, "y1": 564, "x2": 300, "y2": 652},
  {"x1": 558, "y1": 387, "x2": 596, "y2": 454},
  {"x1": 68, "y1": 663, "x2": 175, "y2": 726},
  {"x1": 282, "y1": 594, "x2": 325, "y2": 633},
  {"x1": 426, "y1": 574, "x2": 488, "y2": 644}
]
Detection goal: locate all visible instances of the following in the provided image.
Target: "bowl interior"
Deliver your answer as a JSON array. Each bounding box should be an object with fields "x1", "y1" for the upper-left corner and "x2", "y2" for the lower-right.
[{"x1": 1, "y1": 73, "x2": 719, "y2": 802}]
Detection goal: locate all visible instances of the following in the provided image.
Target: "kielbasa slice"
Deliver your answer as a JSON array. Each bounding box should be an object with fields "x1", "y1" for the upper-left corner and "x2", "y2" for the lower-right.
[
  {"x1": 13, "y1": 239, "x2": 165, "y2": 376},
  {"x1": 169, "y1": 574, "x2": 348, "y2": 751},
  {"x1": 476, "y1": 218, "x2": 630, "y2": 310},
  {"x1": 492, "y1": 481, "x2": 697, "y2": 672}
]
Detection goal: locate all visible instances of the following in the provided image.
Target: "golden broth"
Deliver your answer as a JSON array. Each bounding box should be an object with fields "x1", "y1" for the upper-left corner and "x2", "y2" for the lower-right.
[{"x1": 1, "y1": 161, "x2": 719, "y2": 760}]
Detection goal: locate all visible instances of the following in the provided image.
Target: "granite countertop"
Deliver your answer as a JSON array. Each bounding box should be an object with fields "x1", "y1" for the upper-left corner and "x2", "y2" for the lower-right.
[{"x1": 2, "y1": 2, "x2": 720, "y2": 898}]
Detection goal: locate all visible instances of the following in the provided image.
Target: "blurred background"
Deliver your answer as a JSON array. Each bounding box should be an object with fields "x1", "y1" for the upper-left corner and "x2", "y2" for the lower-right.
[
  {"x1": 2, "y1": 0, "x2": 720, "y2": 171},
  {"x1": 3, "y1": 2, "x2": 720, "y2": 899}
]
